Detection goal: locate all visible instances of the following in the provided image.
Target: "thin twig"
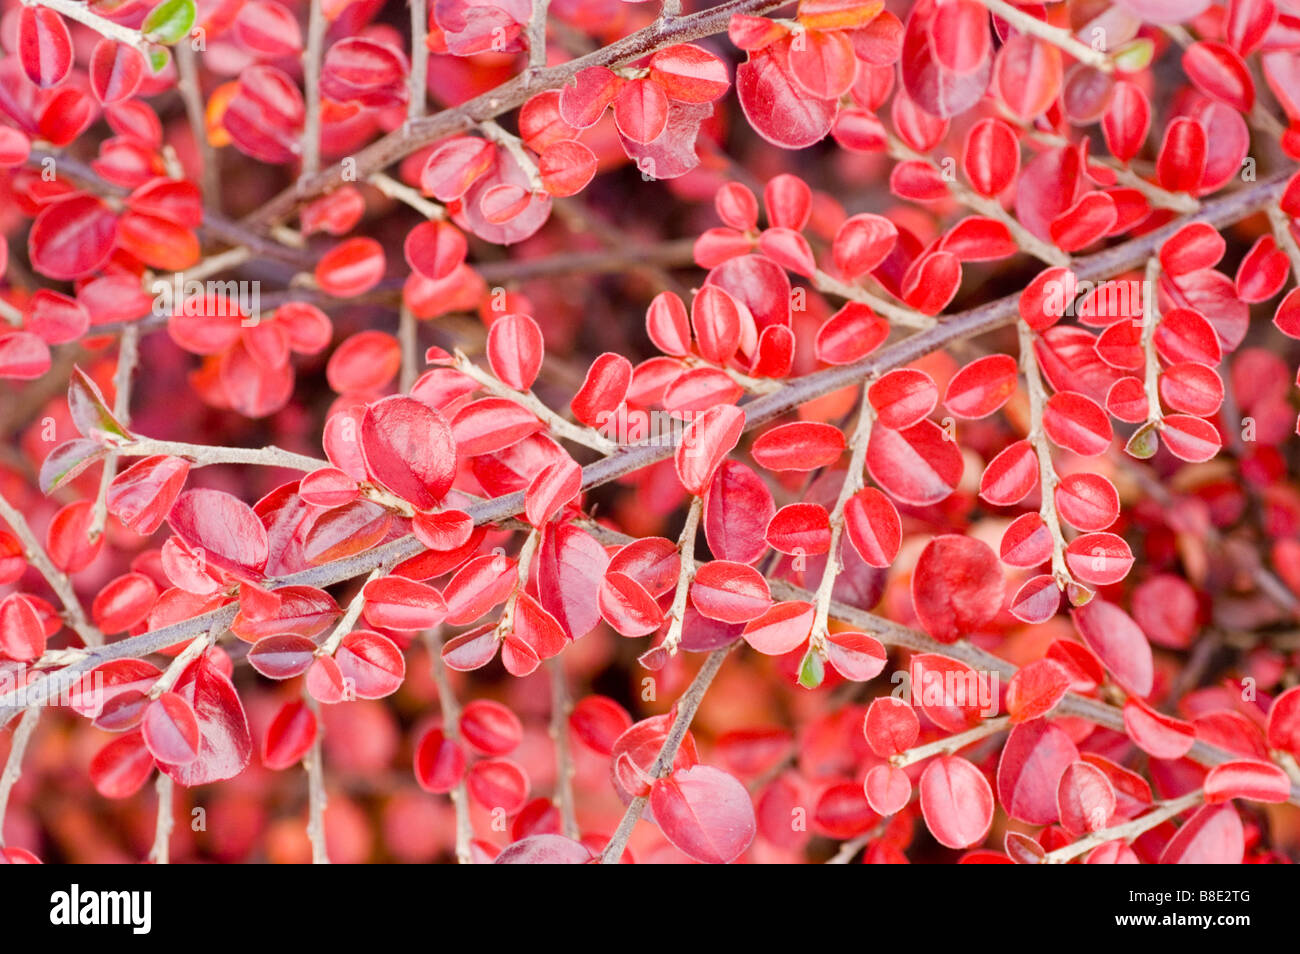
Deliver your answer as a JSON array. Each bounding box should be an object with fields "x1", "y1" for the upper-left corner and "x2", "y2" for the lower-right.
[
  {"x1": 1018, "y1": 321, "x2": 1074, "y2": 589},
  {"x1": 408, "y1": 0, "x2": 429, "y2": 121},
  {"x1": 0, "y1": 706, "x2": 40, "y2": 847},
  {"x1": 598, "y1": 645, "x2": 732, "y2": 863},
  {"x1": 976, "y1": 0, "x2": 1112, "y2": 72},
  {"x1": 1043, "y1": 790, "x2": 1203, "y2": 864},
  {"x1": 453, "y1": 349, "x2": 617, "y2": 453},
  {"x1": 426, "y1": 629, "x2": 473, "y2": 863},
  {"x1": 658, "y1": 496, "x2": 703, "y2": 657},
  {"x1": 175, "y1": 40, "x2": 220, "y2": 204},
  {"x1": 548, "y1": 657, "x2": 579, "y2": 839},
  {"x1": 300, "y1": 0, "x2": 326, "y2": 180},
  {"x1": 304, "y1": 694, "x2": 329, "y2": 864},
  {"x1": 88, "y1": 323, "x2": 139, "y2": 544},
  {"x1": 0, "y1": 492, "x2": 99, "y2": 645},
  {"x1": 121, "y1": 438, "x2": 329, "y2": 473},
  {"x1": 148, "y1": 773, "x2": 174, "y2": 864}
]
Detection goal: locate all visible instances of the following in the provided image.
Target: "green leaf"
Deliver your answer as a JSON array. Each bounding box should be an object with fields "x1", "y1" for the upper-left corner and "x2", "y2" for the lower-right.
[
  {"x1": 1066, "y1": 582, "x2": 1094, "y2": 608},
  {"x1": 1125, "y1": 421, "x2": 1159, "y2": 459},
  {"x1": 797, "y1": 647, "x2": 824, "y2": 690},
  {"x1": 142, "y1": 0, "x2": 195, "y2": 45},
  {"x1": 68, "y1": 367, "x2": 132, "y2": 444},
  {"x1": 1113, "y1": 38, "x2": 1154, "y2": 74},
  {"x1": 38, "y1": 440, "x2": 110, "y2": 495},
  {"x1": 147, "y1": 45, "x2": 171, "y2": 74}
]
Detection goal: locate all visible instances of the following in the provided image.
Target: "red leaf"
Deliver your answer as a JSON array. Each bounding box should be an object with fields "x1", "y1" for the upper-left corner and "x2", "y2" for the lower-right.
[
  {"x1": 945, "y1": 354, "x2": 1018, "y2": 419},
  {"x1": 704, "y1": 461, "x2": 775, "y2": 565},
  {"x1": 167, "y1": 488, "x2": 269, "y2": 576},
  {"x1": 690, "y1": 560, "x2": 772, "y2": 623},
  {"x1": 1267, "y1": 686, "x2": 1300, "y2": 758},
  {"x1": 18, "y1": 7, "x2": 72, "y2": 88},
  {"x1": 1156, "y1": 117, "x2": 1207, "y2": 193},
  {"x1": 1204, "y1": 760, "x2": 1291, "y2": 804},
  {"x1": 1158, "y1": 804, "x2": 1244, "y2": 863},
  {"x1": 997, "y1": 718, "x2": 1079, "y2": 824},
  {"x1": 863, "y1": 696, "x2": 919, "y2": 757},
  {"x1": 160, "y1": 654, "x2": 252, "y2": 787},
  {"x1": 676, "y1": 404, "x2": 745, "y2": 495},
  {"x1": 360, "y1": 395, "x2": 457, "y2": 509},
  {"x1": 1006, "y1": 659, "x2": 1072, "y2": 723},
  {"x1": 919, "y1": 756, "x2": 994, "y2": 849},
  {"x1": 736, "y1": 39, "x2": 837, "y2": 149},
  {"x1": 741, "y1": 600, "x2": 813, "y2": 655},
  {"x1": 141, "y1": 691, "x2": 202, "y2": 766},
  {"x1": 962, "y1": 117, "x2": 1019, "y2": 197},
  {"x1": 1057, "y1": 761, "x2": 1117, "y2": 836},
  {"x1": 1071, "y1": 598, "x2": 1152, "y2": 695},
  {"x1": 262, "y1": 699, "x2": 317, "y2": 770},
  {"x1": 866, "y1": 419, "x2": 964, "y2": 505},
  {"x1": 911, "y1": 535, "x2": 1004, "y2": 643},
  {"x1": 815, "y1": 302, "x2": 888, "y2": 364},
  {"x1": 649, "y1": 765, "x2": 756, "y2": 864}
]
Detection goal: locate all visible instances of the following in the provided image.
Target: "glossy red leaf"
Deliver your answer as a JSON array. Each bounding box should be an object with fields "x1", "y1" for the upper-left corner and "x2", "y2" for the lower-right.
[
  {"x1": 741, "y1": 600, "x2": 813, "y2": 656},
  {"x1": 945, "y1": 354, "x2": 1018, "y2": 419},
  {"x1": 18, "y1": 6, "x2": 72, "y2": 88},
  {"x1": 315, "y1": 238, "x2": 386, "y2": 298},
  {"x1": 1006, "y1": 659, "x2": 1072, "y2": 724},
  {"x1": 816, "y1": 302, "x2": 889, "y2": 365},
  {"x1": 1156, "y1": 117, "x2": 1207, "y2": 193},
  {"x1": 414, "y1": 727, "x2": 466, "y2": 793},
  {"x1": 1160, "y1": 222, "x2": 1226, "y2": 276},
  {"x1": 676, "y1": 404, "x2": 745, "y2": 495},
  {"x1": 752, "y1": 421, "x2": 846, "y2": 472},
  {"x1": 571, "y1": 353, "x2": 632, "y2": 427},
  {"x1": 919, "y1": 756, "x2": 994, "y2": 849},
  {"x1": 843, "y1": 486, "x2": 901, "y2": 567},
  {"x1": 335, "y1": 630, "x2": 406, "y2": 699},
  {"x1": 864, "y1": 763, "x2": 912, "y2": 816},
  {"x1": 160, "y1": 655, "x2": 252, "y2": 787},
  {"x1": 911, "y1": 535, "x2": 1004, "y2": 643},
  {"x1": 997, "y1": 718, "x2": 1079, "y2": 825},
  {"x1": 1000, "y1": 512, "x2": 1053, "y2": 568},
  {"x1": 866, "y1": 418, "x2": 963, "y2": 506},
  {"x1": 1204, "y1": 760, "x2": 1291, "y2": 804},
  {"x1": 1183, "y1": 41, "x2": 1255, "y2": 113},
  {"x1": 361, "y1": 576, "x2": 447, "y2": 631},
  {"x1": 979, "y1": 439, "x2": 1039, "y2": 507},
  {"x1": 962, "y1": 117, "x2": 1019, "y2": 197},
  {"x1": 650, "y1": 765, "x2": 756, "y2": 864},
  {"x1": 824, "y1": 630, "x2": 887, "y2": 681},
  {"x1": 1158, "y1": 805, "x2": 1244, "y2": 864},
  {"x1": 1071, "y1": 598, "x2": 1153, "y2": 696},
  {"x1": 1159, "y1": 414, "x2": 1221, "y2": 463},
  {"x1": 832, "y1": 213, "x2": 898, "y2": 278},
  {"x1": 599, "y1": 571, "x2": 665, "y2": 637},
  {"x1": 863, "y1": 696, "x2": 920, "y2": 757},
  {"x1": 1043, "y1": 391, "x2": 1113, "y2": 456},
  {"x1": 361, "y1": 396, "x2": 457, "y2": 509},
  {"x1": 466, "y1": 758, "x2": 530, "y2": 815},
  {"x1": 690, "y1": 560, "x2": 772, "y2": 624},
  {"x1": 1057, "y1": 761, "x2": 1117, "y2": 836},
  {"x1": 1055, "y1": 472, "x2": 1120, "y2": 531},
  {"x1": 261, "y1": 699, "x2": 316, "y2": 771}
]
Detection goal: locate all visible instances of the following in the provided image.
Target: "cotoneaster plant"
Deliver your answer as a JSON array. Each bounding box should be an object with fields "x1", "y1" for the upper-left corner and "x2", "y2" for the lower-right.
[{"x1": 0, "y1": 0, "x2": 1299, "y2": 865}]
